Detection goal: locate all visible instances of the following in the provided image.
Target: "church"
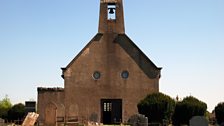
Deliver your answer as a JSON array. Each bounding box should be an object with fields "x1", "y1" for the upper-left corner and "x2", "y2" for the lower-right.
[{"x1": 37, "y1": 0, "x2": 161, "y2": 126}]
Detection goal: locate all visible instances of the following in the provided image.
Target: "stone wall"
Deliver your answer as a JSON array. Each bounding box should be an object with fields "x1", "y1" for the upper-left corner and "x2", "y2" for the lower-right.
[
  {"x1": 37, "y1": 87, "x2": 65, "y2": 126},
  {"x1": 37, "y1": 0, "x2": 161, "y2": 124},
  {"x1": 63, "y1": 33, "x2": 160, "y2": 122}
]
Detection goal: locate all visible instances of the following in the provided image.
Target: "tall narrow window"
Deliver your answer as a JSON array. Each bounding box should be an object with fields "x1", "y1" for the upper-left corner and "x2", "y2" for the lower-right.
[{"x1": 107, "y1": 3, "x2": 116, "y2": 20}]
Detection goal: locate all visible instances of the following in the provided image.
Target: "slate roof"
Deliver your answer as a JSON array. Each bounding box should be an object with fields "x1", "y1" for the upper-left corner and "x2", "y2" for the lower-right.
[
  {"x1": 114, "y1": 34, "x2": 161, "y2": 79},
  {"x1": 62, "y1": 33, "x2": 161, "y2": 79},
  {"x1": 62, "y1": 33, "x2": 103, "y2": 71}
]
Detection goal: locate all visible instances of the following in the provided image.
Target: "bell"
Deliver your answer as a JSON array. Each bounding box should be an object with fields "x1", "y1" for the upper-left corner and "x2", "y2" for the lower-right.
[{"x1": 108, "y1": 8, "x2": 115, "y2": 14}]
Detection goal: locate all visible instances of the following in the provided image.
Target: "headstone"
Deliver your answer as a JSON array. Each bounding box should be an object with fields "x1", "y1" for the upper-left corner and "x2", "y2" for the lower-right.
[
  {"x1": 22, "y1": 112, "x2": 39, "y2": 126},
  {"x1": 89, "y1": 113, "x2": 98, "y2": 122},
  {"x1": 0, "y1": 118, "x2": 4, "y2": 123},
  {"x1": 128, "y1": 114, "x2": 148, "y2": 126},
  {"x1": 189, "y1": 116, "x2": 208, "y2": 126}
]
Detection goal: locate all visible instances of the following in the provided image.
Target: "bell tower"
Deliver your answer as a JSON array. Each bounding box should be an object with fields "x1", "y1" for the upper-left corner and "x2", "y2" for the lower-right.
[{"x1": 98, "y1": 0, "x2": 125, "y2": 34}]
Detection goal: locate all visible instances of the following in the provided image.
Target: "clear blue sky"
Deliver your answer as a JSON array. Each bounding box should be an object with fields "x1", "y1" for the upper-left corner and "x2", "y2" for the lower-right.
[{"x1": 0, "y1": 0, "x2": 223, "y2": 112}]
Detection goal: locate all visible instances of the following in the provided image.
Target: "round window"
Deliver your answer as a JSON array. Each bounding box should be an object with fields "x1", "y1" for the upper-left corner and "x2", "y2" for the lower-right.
[
  {"x1": 121, "y1": 70, "x2": 129, "y2": 79},
  {"x1": 93, "y1": 71, "x2": 101, "y2": 80}
]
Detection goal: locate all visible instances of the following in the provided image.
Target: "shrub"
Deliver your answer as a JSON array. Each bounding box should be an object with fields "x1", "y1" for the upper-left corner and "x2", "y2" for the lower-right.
[
  {"x1": 215, "y1": 102, "x2": 224, "y2": 125},
  {"x1": 7, "y1": 103, "x2": 25, "y2": 124},
  {"x1": 137, "y1": 92, "x2": 175, "y2": 124},
  {"x1": 172, "y1": 96, "x2": 207, "y2": 125}
]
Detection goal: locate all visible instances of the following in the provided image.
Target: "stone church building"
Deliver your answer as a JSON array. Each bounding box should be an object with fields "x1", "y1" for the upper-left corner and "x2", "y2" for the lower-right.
[{"x1": 37, "y1": 0, "x2": 161, "y2": 125}]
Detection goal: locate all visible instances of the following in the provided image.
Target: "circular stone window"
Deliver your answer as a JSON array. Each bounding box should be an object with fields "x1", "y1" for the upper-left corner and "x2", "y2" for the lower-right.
[
  {"x1": 121, "y1": 70, "x2": 129, "y2": 79},
  {"x1": 93, "y1": 71, "x2": 101, "y2": 80}
]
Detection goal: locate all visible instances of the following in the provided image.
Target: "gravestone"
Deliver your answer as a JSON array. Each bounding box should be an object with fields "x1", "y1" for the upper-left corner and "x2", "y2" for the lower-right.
[
  {"x1": 22, "y1": 112, "x2": 39, "y2": 126},
  {"x1": 0, "y1": 118, "x2": 4, "y2": 124},
  {"x1": 89, "y1": 113, "x2": 98, "y2": 122},
  {"x1": 128, "y1": 114, "x2": 148, "y2": 126},
  {"x1": 189, "y1": 116, "x2": 208, "y2": 126}
]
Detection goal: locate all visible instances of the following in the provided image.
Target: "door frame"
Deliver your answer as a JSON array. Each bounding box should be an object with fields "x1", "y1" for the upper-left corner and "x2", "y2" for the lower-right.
[{"x1": 100, "y1": 99, "x2": 122, "y2": 124}]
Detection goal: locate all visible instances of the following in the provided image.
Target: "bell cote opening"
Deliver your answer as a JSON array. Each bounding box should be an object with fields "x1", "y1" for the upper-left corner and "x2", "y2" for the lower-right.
[
  {"x1": 99, "y1": 0, "x2": 125, "y2": 34},
  {"x1": 107, "y1": 3, "x2": 116, "y2": 20}
]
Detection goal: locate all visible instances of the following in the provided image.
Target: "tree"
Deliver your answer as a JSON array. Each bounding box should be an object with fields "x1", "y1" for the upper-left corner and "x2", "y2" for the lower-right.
[
  {"x1": 7, "y1": 103, "x2": 25, "y2": 124},
  {"x1": 172, "y1": 96, "x2": 207, "y2": 125},
  {"x1": 215, "y1": 102, "x2": 224, "y2": 125},
  {"x1": 137, "y1": 92, "x2": 175, "y2": 124},
  {"x1": 0, "y1": 95, "x2": 12, "y2": 119}
]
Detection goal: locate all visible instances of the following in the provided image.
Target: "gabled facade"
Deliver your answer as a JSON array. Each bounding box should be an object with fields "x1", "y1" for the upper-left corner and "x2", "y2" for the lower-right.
[{"x1": 37, "y1": 0, "x2": 161, "y2": 125}]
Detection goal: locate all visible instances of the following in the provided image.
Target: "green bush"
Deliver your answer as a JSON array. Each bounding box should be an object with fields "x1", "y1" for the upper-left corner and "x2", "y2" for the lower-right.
[
  {"x1": 137, "y1": 92, "x2": 175, "y2": 123},
  {"x1": 215, "y1": 102, "x2": 224, "y2": 125},
  {"x1": 0, "y1": 96, "x2": 12, "y2": 119},
  {"x1": 7, "y1": 103, "x2": 25, "y2": 124},
  {"x1": 172, "y1": 96, "x2": 207, "y2": 125}
]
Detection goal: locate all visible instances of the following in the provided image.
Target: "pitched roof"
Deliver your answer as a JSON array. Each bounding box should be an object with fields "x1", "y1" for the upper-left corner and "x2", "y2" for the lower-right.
[
  {"x1": 62, "y1": 33, "x2": 161, "y2": 79},
  {"x1": 114, "y1": 34, "x2": 161, "y2": 79},
  {"x1": 61, "y1": 33, "x2": 103, "y2": 71}
]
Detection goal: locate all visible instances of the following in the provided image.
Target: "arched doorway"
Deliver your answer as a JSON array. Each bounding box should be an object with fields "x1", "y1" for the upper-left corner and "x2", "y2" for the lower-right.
[{"x1": 45, "y1": 102, "x2": 57, "y2": 126}]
